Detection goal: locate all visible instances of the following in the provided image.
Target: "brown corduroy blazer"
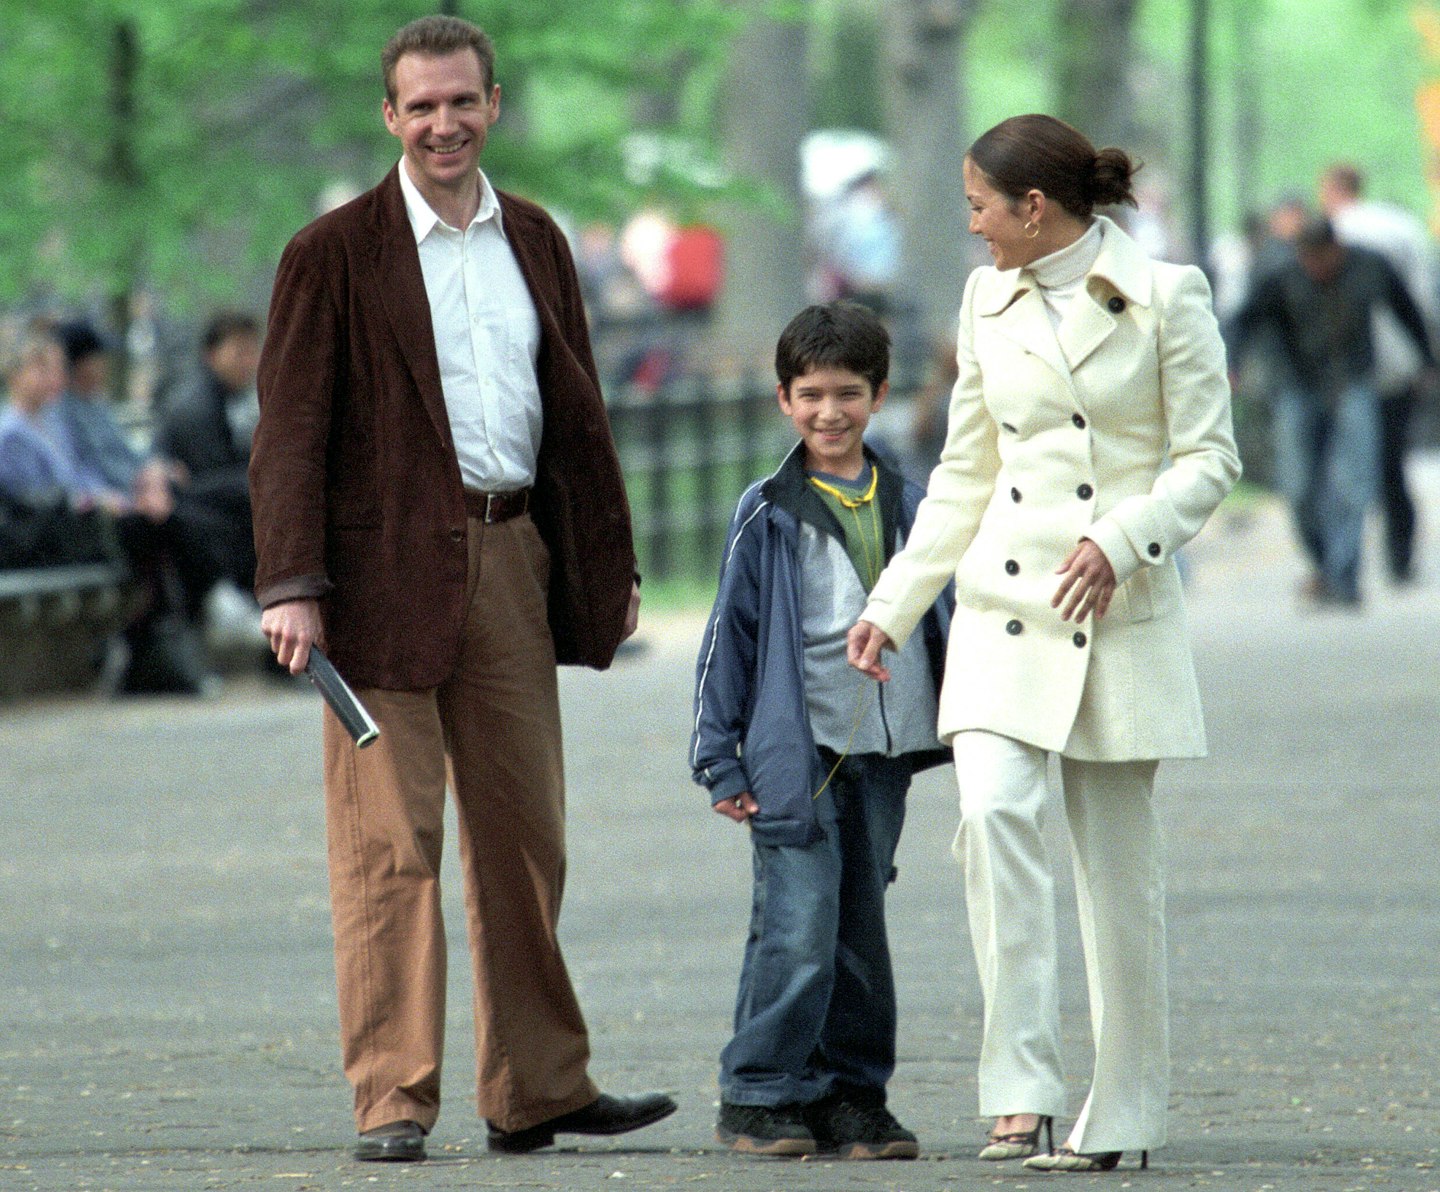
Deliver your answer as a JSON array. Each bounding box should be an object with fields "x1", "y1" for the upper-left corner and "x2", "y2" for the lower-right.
[{"x1": 249, "y1": 166, "x2": 636, "y2": 689}]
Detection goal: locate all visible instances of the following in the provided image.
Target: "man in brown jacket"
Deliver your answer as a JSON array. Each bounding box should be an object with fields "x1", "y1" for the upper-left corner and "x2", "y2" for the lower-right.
[{"x1": 249, "y1": 15, "x2": 672, "y2": 1163}]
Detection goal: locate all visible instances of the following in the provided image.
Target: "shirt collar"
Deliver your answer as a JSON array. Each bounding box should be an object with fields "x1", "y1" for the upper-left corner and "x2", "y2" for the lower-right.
[{"x1": 396, "y1": 160, "x2": 505, "y2": 243}]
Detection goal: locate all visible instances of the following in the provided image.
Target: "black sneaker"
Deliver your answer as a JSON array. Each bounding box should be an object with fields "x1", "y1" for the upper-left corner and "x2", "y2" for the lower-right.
[
  {"x1": 805, "y1": 1097, "x2": 919, "y2": 1160},
  {"x1": 715, "y1": 1102, "x2": 818, "y2": 1156}
]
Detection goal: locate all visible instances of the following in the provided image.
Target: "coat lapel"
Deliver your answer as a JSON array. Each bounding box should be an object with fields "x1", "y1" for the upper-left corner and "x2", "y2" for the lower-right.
[
  {"x1": 979, "y1": 277, "x2": 1076, "y2": 397},
  {"x1": 497, "y1": 194, "x2": 562, "y2": 345},
  {"x1": 1057, "y1": 289, "x2": 1117, "y2": 373},
  {"x1": 1057, "y1": 216, "x2": 1155, "y2": 373},
  {"x1": 492, "y1": 192, "x2": 564, "y2": 391},
  {"x1": 369, "y1": 167, "x2": 454, "y2": 448},
  {"x1": 974, "y1": 216, "x2": 1157, "y2": 395}
]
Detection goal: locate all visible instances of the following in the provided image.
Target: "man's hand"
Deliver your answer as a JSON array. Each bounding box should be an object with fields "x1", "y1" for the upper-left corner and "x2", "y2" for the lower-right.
[
  {"x1": 621, "y1": 581, "x2": 641, "y2": 642},
  {"x1": 261, "y1": 598, "x2": 323, "y2": 674},
  {"x1": 713, "y1": 791, "x2": 760, "y2": 823},
  {"x1": 847, "y1": 620, "x2": 894, "y2": 682},
  {"x1": 1052, "y1": 538, "x2": 1116, "y2": 623}
]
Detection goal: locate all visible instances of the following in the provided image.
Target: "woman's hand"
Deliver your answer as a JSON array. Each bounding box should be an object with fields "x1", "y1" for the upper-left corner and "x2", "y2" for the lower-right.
[
  {"x1": 1052, "y1": 538, "x2": 1116, "y2": 622},
  {"x1": 847, "y1": 620, "x2": 895, "y2": 682}
]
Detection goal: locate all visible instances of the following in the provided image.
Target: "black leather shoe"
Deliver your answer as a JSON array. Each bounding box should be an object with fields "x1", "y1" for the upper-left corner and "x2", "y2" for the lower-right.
[
  {"x1": 354, "y1": 1118, "x2": 426, "y2": 1162},
  {"x1": 487, "y1": 1092, "x2": 677, "y2": 1154}
]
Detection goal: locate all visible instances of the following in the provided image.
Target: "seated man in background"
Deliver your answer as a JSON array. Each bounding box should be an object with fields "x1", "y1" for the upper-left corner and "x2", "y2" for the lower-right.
[{"x1": 154, "y1": 311, "x2": 262, "y2": 619}]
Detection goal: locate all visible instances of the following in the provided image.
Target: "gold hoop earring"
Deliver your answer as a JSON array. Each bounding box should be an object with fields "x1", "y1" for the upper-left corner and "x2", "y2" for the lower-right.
[{"x1": 1024, "y1": 220, "x2": 1040, "y2": 239}]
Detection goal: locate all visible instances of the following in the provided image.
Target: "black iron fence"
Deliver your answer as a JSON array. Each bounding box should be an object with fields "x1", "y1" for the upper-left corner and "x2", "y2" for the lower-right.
[{"x1": 607, "y1": 376, "x2": 790, "y2": 585}]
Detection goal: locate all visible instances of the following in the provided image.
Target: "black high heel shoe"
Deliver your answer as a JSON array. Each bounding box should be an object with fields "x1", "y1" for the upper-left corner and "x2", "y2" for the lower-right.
[
  {"x1": 1022, "y1": 1146, "x2": 1149, "y2": 1172},
  {"x1": 979, "y1": 1114, "x2": 1053, "y2": 1161}
]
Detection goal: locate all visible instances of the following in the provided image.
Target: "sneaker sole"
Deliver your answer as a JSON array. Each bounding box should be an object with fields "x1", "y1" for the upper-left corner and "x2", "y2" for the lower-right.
[{"x1": 716, "y1": 1129, "x2": 818, "y2": 1157}]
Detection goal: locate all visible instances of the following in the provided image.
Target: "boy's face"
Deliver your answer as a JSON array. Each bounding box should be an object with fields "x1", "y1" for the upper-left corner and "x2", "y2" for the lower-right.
[{"x1": 777, "y1": 365, "x2": 887, "y2": 479}]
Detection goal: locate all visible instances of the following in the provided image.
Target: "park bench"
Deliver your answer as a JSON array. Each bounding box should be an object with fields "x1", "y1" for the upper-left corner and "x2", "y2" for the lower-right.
[{"x1": 0, "y1": 563, "x2": 138, "y2": 701}]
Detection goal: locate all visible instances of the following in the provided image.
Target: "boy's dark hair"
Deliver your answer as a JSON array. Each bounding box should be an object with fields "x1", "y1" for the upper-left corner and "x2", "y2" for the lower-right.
[
  {"x1": 775, "y1": 301, "x2": 890, "y2": 394},
  {"x1": 382, "y1": 15, "x2": 496, "y2": 103}
]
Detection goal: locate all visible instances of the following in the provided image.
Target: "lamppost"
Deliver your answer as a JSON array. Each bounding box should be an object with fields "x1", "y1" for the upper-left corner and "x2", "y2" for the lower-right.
[{"x1": 1189, "y1": 0, "x2": 1211, "y2": 274}]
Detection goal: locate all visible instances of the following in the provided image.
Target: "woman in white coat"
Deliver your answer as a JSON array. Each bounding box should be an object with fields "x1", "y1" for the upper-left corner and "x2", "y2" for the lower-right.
[{"x1": 849, "y1": 115, "x2": 1240, "y2": 1173}]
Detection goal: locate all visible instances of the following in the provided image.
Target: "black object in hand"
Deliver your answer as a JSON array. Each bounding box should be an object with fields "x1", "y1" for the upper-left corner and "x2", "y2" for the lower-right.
[{"x1": 305, "y1": 646, "x2": 379, "y2": 747}]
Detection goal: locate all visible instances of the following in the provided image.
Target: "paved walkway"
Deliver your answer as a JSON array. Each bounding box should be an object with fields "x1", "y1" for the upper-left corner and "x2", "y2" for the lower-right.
[{"x1": 3, "y1": 457, "x2": 1439, "y2": 1191}]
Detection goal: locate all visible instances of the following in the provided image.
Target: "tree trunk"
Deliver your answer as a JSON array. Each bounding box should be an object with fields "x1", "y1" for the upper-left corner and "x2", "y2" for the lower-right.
[
  {"x1": 1054, "y1": 0, "x2": 1138, "y2": 150},
  {"x1": 106, "y1": 19, "x2": 141, "y2": 403},
  {"x1": 710, "y1": 6, "x2": 809, "y2": 376},
  {"x1": 882, "y1": 0, "x2": 975, "y2": 355}
]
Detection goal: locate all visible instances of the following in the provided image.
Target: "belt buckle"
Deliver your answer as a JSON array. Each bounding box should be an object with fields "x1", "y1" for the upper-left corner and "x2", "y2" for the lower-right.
[{"x1": 484, "y1": 492, "x2": 499, "y2": 523}]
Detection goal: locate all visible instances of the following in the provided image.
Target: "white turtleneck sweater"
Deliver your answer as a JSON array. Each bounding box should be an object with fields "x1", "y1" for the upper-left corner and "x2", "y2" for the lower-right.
[{"x1": 1025, "y1": 219, "x2": 1104, "y2": 335}]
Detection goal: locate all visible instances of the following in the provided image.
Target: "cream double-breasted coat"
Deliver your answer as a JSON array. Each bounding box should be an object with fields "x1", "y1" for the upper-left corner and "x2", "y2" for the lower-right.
[{"x1": 863, "y1": 217, "x2": 1240, "y2": 760}]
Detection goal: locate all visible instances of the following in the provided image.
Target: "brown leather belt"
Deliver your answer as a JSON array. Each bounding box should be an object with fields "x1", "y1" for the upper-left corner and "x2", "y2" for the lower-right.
[{"x1": 463, "y1": 487, "x2": 532, "y2": 524}]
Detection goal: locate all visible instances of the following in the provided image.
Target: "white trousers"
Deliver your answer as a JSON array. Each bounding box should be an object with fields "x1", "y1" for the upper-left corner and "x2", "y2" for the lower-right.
[{"x1": 952, "y1": 731, "x2": 1168, "y2": 1152}]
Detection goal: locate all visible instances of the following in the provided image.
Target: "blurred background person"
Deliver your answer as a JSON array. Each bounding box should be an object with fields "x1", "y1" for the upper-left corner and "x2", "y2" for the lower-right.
[
  {"x1": 1320, "y1": 162, "x2": 1440, "y2": 583},
  {"x1": 154, "y1": 311, "x2": 263, "y2": 632},
  {"x1": 54, "y1": 321, "x2": 178, "y2": 528},
  {"x1": 1, "y1": 326, "x2": 102, "y2": 556},
  {"x1": 1228, "y1": 215, "x2": 1435, "y2": 607},
  {"x1": 0, "y1": 325, "x2": 216, "y2": 694},
  {"x1": 813, "y1": 168, "x2": 901, "y2": 317},
  {"x1": 1218, "y1": 196, "x2": 1311, "y2": 489}
]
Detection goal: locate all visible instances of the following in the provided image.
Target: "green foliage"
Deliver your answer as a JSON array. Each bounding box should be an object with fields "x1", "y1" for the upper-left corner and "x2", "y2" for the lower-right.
[
  {"x1": 965, "y1": 0, "x2": 1432, "y2": 238},
  {"x1": 1146, "y1": 0, "x2": 1431, "y2": 234},
  {"x1": 0, "y1": 0, "x2": 742, "y2": 312},
  {"x1": 808, "y1": 0, "x2": 886, "y2": 133}
]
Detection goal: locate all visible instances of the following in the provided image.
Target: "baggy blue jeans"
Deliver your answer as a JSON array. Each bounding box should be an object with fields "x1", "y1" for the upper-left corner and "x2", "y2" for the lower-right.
[
  {"x1": 720, "y1": 751, "x2": 911, "y2": 1108},
  {"x1": 1272, "y1": 383, "x2": 1380, "y2": 602}
]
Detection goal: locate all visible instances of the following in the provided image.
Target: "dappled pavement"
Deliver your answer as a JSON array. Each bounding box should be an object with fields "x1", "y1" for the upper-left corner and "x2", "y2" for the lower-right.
[{"x1": 3, "y1": 456, "x2": 1439, "y2": 1191}]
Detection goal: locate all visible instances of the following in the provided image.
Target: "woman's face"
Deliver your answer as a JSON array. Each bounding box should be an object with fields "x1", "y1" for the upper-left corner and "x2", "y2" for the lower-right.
[{"x1": 964, "y1": 157, "x2": 1036, "y2": 271}]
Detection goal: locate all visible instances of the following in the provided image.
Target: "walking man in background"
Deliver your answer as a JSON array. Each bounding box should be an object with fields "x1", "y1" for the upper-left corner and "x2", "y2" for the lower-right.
[
  {"x1": 249, "y1": 15, "x2": 668, "y2": 1163},
  {"x1": 1320, "y1": 162, "x2": 1439, "y2": 583},
  {"x1": 1229, "y1": 215, "x2": 1434, "y2": 607}
]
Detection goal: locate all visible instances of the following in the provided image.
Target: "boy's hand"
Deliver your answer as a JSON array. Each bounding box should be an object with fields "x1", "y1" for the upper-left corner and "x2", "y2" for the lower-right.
[
  {"x1": 713, "y1": 792, "x2": 759, "y2": 823},
  {"x1": 847, "y1": 620, "x2": 893, "y2": 682}
]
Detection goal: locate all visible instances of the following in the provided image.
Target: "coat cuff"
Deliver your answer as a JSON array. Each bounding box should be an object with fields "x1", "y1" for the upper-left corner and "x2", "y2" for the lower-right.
[
  {"x1": 859, "y1": 598, "x2": 917, "y2": 652},
  {"x1": 1082, "y1": 519, "x2": 1144, "y2": 586},
  {"x1": 256, "y1": 572, "x2": 332, "y2": 610},
  {"x1": 705, "y1": 765, "x2": 750, "y2": 805}
]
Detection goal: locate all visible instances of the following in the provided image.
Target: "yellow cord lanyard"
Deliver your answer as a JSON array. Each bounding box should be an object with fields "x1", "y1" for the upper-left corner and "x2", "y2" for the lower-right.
[
  {"x1": 806, "y1": 467, "x2": 883, "y2": 799},
  {"x1": 807, "y1": 468, "x2": 883, "y2": 590}
]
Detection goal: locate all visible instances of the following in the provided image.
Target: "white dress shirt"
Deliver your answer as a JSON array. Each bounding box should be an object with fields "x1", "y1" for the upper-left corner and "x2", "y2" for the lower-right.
[{"x1": 397, "y1": 161, "x2": 543, "y2": 491}]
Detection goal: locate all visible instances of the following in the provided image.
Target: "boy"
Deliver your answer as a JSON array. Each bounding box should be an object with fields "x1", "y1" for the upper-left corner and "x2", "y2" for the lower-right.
[{"x1": 689, "y1": 301, "x2": 951, "y2": 1159}]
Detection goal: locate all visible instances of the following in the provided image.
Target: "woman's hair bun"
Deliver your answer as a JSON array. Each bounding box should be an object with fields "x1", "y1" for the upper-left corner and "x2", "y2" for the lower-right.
[{"x1": 1091, "y1": 147, "x2": 1140, "y2": 209}]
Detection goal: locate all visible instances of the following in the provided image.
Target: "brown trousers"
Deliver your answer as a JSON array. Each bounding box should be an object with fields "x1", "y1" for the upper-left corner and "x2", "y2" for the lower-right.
[{"x1": 322, "y1": 513, "x2": 598, "y2": 1134}]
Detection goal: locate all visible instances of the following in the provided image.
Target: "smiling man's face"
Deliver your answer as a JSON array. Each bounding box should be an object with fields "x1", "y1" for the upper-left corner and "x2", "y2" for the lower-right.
[{"x1": 383, "y1": 48, "x2": 499, "y2": 209}]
